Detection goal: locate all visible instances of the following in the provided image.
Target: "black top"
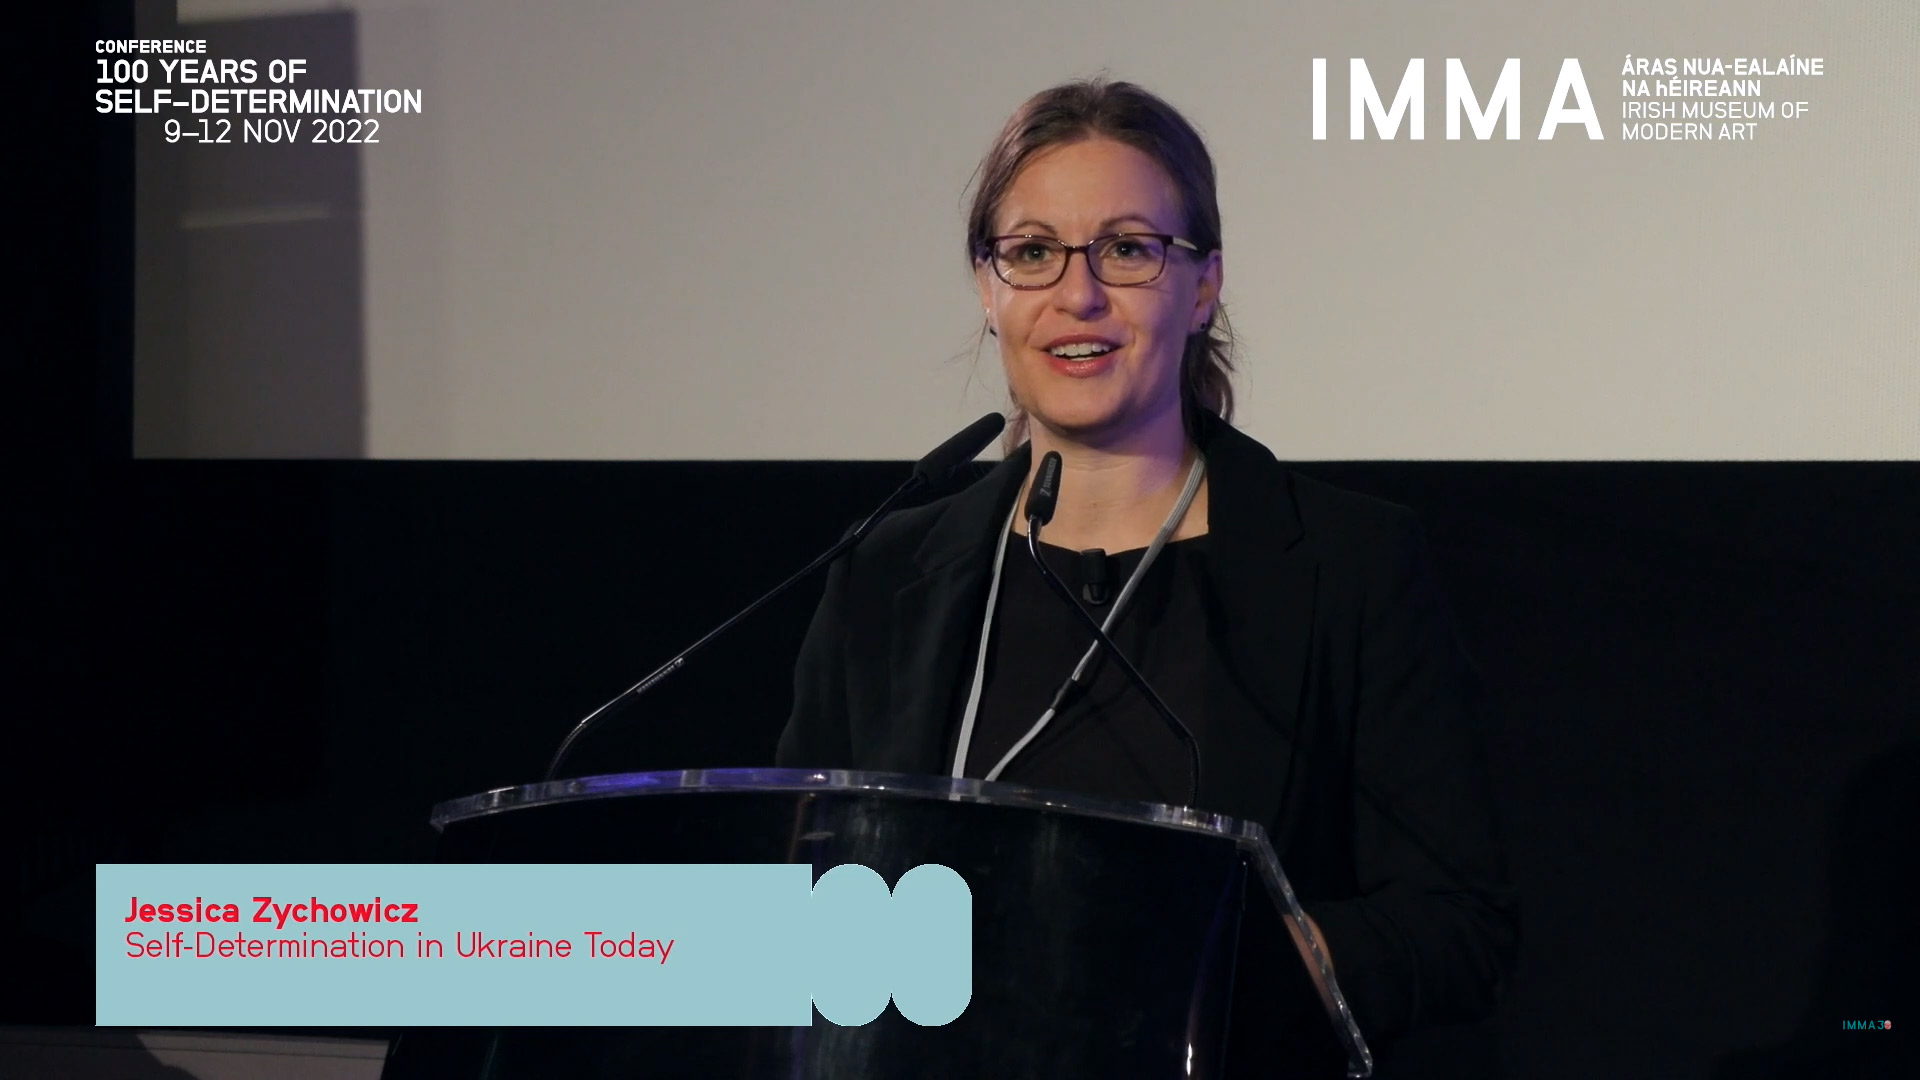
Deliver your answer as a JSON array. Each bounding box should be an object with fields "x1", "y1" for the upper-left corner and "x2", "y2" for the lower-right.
[
  {"x1": 777, "y1": 414, "x2": 1519, "y2": 1045},
  {"x1": 951, "y1": 533, "x2": 1266, "y2": 810}
]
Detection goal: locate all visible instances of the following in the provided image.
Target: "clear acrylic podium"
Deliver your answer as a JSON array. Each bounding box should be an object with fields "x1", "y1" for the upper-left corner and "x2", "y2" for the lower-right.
[{"x1": 381, "y1": 768, "x2": 1374, "y2": 1079}]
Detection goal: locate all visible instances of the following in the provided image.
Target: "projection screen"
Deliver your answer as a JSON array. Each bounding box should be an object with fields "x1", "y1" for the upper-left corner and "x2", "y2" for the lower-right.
[{"x1": 137, "y1": 0, "x2": 1918, "y2": 461}]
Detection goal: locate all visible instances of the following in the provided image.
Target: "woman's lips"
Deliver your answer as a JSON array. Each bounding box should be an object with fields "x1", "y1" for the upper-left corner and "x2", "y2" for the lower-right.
[{"x1": 1044, "y1": 348, "x2": 1118, "y2": 378}]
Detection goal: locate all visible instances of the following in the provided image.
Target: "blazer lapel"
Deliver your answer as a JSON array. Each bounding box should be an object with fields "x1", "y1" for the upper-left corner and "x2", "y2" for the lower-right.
[
  {"x1": 1196, "y1": 417, "x2": 1318, "y2": 828},
  {"x1": 879, "y1": 445, "x2": 1031, "y2": 774}
]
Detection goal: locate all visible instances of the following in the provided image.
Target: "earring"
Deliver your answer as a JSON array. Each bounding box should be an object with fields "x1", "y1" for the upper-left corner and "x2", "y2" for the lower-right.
[{"x1": 985, "y1": 316, "x2": 997, "y2": 338}]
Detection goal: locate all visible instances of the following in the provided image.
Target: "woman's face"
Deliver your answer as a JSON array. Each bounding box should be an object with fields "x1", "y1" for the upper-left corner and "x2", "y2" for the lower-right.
[{"x1": 976, "y1": 136, "x2": 1222, "y2": 448}]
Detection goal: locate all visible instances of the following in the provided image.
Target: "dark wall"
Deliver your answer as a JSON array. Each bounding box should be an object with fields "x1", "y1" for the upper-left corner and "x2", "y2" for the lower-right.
[
  {"x1": 7, "y1": 457, "x2": 1916, "y2": 1077},
  {"x1": 133, "y1": 9, "x2": 366, "y2": 457}
]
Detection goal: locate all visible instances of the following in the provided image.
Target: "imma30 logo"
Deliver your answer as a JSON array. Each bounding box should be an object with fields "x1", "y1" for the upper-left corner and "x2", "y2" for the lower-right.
[{"x1": 1840, "y1": 1020, "x2": 1892, "y2": 1030}]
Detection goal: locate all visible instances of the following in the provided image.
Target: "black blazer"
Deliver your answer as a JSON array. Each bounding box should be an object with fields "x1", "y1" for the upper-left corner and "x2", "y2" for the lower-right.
[{"x1": 776, "y1": 414, "x2": 1518, "y2": 1043}]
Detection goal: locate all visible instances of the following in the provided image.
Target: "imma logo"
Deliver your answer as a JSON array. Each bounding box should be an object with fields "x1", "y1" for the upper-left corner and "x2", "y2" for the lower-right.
[
  {"x1": 1310, "y1": 58, "x2": 1602, "y2": 140},
  {"x1": 1840, "y1": 1020, "x2": 1891, "y2": 1030}
]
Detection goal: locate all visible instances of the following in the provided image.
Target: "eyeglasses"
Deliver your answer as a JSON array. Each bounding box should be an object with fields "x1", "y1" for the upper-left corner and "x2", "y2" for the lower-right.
[{"x1": 984, "y1": 232, "x2": 1202, "y2": 289}]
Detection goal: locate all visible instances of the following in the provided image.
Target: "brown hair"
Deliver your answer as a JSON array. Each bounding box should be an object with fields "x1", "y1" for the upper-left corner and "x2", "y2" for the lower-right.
[{"x1": 965, "y1": 77, "x2": 1235, "y2": 447}]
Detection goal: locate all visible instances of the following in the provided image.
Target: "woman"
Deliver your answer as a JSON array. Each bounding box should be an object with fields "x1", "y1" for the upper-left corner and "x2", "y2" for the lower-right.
[{"x1": 776, "y1": 78, "x2": 1517, "y2": 1050}]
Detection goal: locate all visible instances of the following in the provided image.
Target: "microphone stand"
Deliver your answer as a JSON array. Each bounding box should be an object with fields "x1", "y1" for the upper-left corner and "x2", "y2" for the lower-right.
[
  {"x1": 543, "y1": 413, "x2": 1005, "y2": 781},
  {"x1": 1024, "y1": 515, "x2": 1203, "y2": 808}
]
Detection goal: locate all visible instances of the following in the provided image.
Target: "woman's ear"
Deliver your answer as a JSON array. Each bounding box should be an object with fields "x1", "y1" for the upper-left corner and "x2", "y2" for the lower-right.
[
  {"x1": 1192, "y1": 249, "x2": 1223, "y2": 334},
  {"x1": 974, "y1": 261, "x2": 998, "y2": 337}
]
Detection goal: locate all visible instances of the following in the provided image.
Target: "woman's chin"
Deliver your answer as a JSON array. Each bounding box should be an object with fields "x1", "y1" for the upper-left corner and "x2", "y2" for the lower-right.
[{"x1": 1029, "y1": 404, "x2": 1130, "y2": 442}]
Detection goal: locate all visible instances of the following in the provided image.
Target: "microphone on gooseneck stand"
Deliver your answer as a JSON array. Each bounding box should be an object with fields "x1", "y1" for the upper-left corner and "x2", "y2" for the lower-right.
[
  {"x1": 1021, "y1": 451, "x2": 1203, "y2": 807},
  {"x1": 1077, "y1": 549, "x2": 1110, "y2": 606},
  {"x1": 542, "y1": 412, "x2": 1007, "y2": 781}
]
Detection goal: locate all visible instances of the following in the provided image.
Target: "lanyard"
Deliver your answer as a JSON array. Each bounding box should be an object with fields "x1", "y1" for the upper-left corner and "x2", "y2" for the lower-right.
[{"x1": 950, "y1": 454, "x2": 1207, "y2": 781}]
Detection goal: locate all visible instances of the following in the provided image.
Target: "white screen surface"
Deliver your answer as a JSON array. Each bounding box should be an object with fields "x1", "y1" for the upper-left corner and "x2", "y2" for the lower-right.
[{"x1": 152, "y1": 0, "x2": 1919, "y2": 460}]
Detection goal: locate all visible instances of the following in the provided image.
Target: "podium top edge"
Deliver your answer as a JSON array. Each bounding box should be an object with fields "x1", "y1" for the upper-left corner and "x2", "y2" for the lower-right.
[
  {"x1": 429, "y1": 768, "x2": 1267, "y2": 844},
  {"x1": 426, "y1": 767, "x2": 1371, "y2": 1074}
]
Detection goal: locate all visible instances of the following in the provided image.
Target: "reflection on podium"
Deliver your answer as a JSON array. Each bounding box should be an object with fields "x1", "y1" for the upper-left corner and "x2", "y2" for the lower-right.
[{"x1": 383, "y1": 768, "x2": 1372, "y2": 1079}]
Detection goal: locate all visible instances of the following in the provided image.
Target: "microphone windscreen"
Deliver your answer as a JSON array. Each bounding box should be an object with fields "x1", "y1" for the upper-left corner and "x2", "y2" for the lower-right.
[
  {"x1": 1024, "y1": 451, "x2": 1062, "y2": 526},
  {"x1": 911, "y1": 413, "x2": 1005, "y2": 487}
]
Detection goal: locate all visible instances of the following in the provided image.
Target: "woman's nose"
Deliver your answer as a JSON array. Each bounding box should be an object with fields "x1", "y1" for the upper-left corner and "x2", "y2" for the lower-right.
[{"x1": 1051, "y1": 250, "x2": 1109, "y2": 317}]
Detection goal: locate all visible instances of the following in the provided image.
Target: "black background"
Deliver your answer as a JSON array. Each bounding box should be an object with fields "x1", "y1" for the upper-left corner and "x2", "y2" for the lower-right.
[{"x1": 9, "y1": 4, "x2": 1916, "y2": 1077}]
